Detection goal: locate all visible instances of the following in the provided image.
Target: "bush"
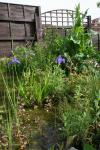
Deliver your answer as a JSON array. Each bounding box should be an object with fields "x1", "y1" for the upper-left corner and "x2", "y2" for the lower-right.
[{"x1": 57, "y1": 66, "x2": 100, "y2": 142}]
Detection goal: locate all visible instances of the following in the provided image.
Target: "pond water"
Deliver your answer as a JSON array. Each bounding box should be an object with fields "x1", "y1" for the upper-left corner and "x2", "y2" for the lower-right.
[
  {"x1": 22, "y1": 108, "x2": 59, "y2": 150},
  {"x1": 0, "y1": 76, "x2": 59, "y2": 150}
]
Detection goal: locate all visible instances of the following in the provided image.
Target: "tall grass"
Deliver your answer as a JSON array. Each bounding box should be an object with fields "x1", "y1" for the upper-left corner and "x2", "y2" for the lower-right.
[
  {"x1": 18, "y1": 65, "x2": 65, "y2": 106},
  {"x1": 0, "y1": 61, "x2": 20, "y2": 149}
]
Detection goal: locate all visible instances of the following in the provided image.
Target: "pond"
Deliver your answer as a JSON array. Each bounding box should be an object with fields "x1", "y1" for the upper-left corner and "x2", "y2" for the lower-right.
[{"x1": 0, "y1": 76, "x2": 59, "y2": 150}]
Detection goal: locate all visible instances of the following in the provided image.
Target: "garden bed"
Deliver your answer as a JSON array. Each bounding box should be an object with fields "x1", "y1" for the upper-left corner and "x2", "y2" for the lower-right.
[{"x1": 0, "y1": 4, "x2": 100, "y2": 150}]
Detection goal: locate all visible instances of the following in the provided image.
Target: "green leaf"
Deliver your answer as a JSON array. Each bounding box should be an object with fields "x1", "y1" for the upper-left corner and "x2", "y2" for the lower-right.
[{"x1": 84, "y1": 144, "x2": 96, "y2": 150}]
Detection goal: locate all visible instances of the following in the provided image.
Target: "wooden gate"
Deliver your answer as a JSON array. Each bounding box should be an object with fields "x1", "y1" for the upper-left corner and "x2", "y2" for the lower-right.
[{"x1": 0, "y1": 2, "x2": 42, "y2": 57}]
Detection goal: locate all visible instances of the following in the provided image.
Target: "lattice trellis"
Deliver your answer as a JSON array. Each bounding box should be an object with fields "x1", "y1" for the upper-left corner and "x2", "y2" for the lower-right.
[{"x1": 41, "y1": 9, "x2": 88, "y2": 28}]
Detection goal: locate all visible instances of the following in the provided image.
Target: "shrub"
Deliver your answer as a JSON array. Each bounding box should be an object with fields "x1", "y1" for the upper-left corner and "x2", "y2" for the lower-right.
[{"x1": 57, "y1": 66, "x2": 100, "y2": 142}]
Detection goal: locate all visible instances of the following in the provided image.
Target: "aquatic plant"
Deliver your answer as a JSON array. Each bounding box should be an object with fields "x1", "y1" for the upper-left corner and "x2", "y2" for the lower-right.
[{"x1": 18, "y1": 65, "x2": 65, "y2": 105}]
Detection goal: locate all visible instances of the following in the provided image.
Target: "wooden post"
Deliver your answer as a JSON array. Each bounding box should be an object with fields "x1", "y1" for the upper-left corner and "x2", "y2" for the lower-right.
[
  {"x1": 87, "y1": 15, "x2": 91, "y2": 30},
  {"x1": 35, "y1": 6, "x2": 42, "y2": 41}
]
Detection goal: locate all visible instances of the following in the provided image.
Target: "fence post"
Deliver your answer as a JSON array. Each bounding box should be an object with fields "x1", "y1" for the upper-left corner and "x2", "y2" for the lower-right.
[
  {"x1": 87, "y1": 16, "x2": 91, "y2": 30},
  {"x1": 35, "y1": 6, "x2": 42, "y2": 41}
]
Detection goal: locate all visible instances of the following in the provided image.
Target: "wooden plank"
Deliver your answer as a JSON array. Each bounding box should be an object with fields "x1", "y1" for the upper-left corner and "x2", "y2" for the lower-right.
[
  {"x1": 0, "y1": 3, "x2": 8, "y2": 17},
  {"x1": 13, "y1": 41, "x2": 26, "y2": 49},
  {"x1": 24, "y1": 6, "x2": 35, "y2": 18},
  {"x1": 26, "y1": 23, "x2": 35, "y2": 37},
  {"x1": 0, "y1": 22, "x2": 10, "y2": 37},
  {"x1": 0, "y1": 37, "x2": 35, "y2": 41},
  {"x1": 7, "y1": 3, "x2": 12, "y2": 49},
  {"x1": 0, "y1": 16, "x2": 34, "y2": 22},
  {"x1": 23, "y1": 5, "x2": 27, "y2": 37},
  {"x1": 11, "y1": 23, "x2": 25, "y2": 37},
  {"x1": 10, "y1": 4, "x2": 23, "y2": 18},
  {"x1": 0, "y1": 41, "x2": 11, "y2": 57}
]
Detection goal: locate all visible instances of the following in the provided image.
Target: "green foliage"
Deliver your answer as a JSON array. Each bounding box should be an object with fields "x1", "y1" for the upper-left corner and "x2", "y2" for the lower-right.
[
  {"x1": 0, "y1": 67, "x2": 20, "y2": 149},
  {"x1": 89, "y1": 70, "x2": 100, "y2": 124},
  {"x1": 41, "y1": 4, "x2": 95, "y2": 75},
  {"x1": 44, "y1": 29, "x2": 64, "y2": 56},
  {"x1": 12, "y1": 46, "x2": 35, "y2": 73},
  {"x1": 18, "y1": 66, "x2": 65, "y2": 105},
  {"x1": 57, "y1": 65, "x2": 100, "y2": 141},
  {"x1": 83, "y1": 143, "x2": 96, "y2": 150},
  {"x1": 32, "y1": 42, "x2": 53, "y2": 70},
  {"x1": 58, "y1": 101, "x2": 91, "y2": 138},
  {"x1": 62, "y1": 5, "x2": 95, "y2": 74},
  {"x1": 49, "y1": 144, "x2": 63, "y2": 150}
]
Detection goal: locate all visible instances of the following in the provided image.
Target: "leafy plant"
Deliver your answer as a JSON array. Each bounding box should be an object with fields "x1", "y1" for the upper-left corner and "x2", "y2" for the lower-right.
[
  {"x1": 18, "y1": 65, "x2": 65, "y2": 105},
  {"x1": 83, "y1": 143, "x2": 96, "y2": 150},
  {"x1": 56, "y1": 65, "x2": 100, "y2": 147},
  {"x1": 58, "y1": 101, "x2": 91, "y2": 138}
]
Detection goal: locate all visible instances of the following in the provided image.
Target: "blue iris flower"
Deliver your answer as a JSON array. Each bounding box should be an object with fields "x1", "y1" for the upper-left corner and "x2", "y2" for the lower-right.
[
  {"x1": 56, "y1": 55, "x2": 65, "y2": 65},
  {"x1": 8, "y1": 57, "x2": 20, "y2": 65}
]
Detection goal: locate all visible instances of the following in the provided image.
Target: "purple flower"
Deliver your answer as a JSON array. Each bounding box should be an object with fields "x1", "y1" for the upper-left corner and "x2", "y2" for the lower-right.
[
  {"x1": 56, "y1": 55, "x2": 65, "y2": 65},
  {"x1": 8, "y1": 57, "x2": 20, "y2": 65}
]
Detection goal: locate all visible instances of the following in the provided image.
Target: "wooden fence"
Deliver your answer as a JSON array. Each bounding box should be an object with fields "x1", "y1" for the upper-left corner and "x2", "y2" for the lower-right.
[
  {"x1": 0, "y1": 2, "x2": 42, "y2": 57},
  {"x1": 0, "y1": 4, "x2": 99, "y2": 57},
  {"x1": 91, "y1": 26, "x2": 100, "y2": 51},
  {"x1": 91, "y1": 32, "x2": 100, "y2": 51}
]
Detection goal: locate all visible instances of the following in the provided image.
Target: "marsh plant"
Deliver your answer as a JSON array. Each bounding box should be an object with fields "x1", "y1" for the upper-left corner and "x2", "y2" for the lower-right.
[
  {"x1": 0, "y1": 69, "x2": 17, "y2": 148},
  {"x1": 18, "y1": 65, "x2": 65, "y2": 106},
  {"x1": 0, "y1": 68, "x2": 28, "y2": 149}
]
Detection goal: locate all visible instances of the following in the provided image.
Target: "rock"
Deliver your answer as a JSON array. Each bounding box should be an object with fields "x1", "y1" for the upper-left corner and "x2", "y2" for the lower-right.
[{"x1": 68, "y1": 147, "x2": 78, "y2": 150}]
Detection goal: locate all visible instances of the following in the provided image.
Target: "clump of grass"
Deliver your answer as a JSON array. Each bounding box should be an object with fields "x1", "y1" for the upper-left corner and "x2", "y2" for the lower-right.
[{"x1": 18, "y1": 65, "x2": 65, "y2": 106}]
